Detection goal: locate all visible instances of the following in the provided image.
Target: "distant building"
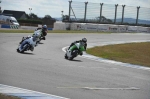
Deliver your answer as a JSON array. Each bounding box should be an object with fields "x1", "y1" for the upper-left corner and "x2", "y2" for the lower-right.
[{"x1": 2, "y1": 10, "x2": 27, "y2": 19}]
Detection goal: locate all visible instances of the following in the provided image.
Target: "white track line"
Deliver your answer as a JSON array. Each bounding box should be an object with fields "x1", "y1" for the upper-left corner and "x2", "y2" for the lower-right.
[
  {"x1": 62, "y1": 40, "x2": 150, "y2": 71},
  {"x1": 82, "y1": 87, "x2": 140, "y2": 90},
  {"x1": 0, "y1": 84, "x2": 69, "y2": 99},
  {"x1": 57, "y1": 86, "x2": 140, "y2": 90}
]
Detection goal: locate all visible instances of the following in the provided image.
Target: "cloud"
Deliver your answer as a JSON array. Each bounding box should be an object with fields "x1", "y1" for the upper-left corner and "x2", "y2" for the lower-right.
[{"x1": 1, "y1": 0, "x2": 150, "y2": 18}]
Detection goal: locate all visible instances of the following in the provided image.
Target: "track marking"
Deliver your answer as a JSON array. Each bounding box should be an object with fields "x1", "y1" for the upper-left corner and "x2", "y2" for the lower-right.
[
  {"x1": 57, "y1": 87, "x2": 140, "y2": 90},
  {"x1": 0, "y1": 84, "x2": 69, "y2": 99},
  {"x1": 83, "y1": 87, "x2": 140, "y2": 90},
  {"x1": 62, "y1": 40, "x2": 150, "y2": 71}
]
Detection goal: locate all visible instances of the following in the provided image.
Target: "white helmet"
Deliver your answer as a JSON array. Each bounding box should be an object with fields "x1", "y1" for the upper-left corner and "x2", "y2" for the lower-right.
[
  {"x1": 42, "y1": 25, "x2": 47, "y2": 30},
  {"x1": 33, "y1": 33, "x2": 40, "y2": 41}
]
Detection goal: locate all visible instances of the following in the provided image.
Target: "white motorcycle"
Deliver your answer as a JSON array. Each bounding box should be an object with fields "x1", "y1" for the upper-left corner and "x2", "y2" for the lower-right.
[{"x1": 17, "y1": 34, "x2": 39, "y2": 53}]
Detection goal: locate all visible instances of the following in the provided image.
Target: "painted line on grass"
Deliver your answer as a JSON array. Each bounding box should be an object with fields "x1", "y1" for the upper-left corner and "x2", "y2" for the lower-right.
[
  {"x1": 62, "y1": 40, "x2": 150, "y2": 71},
  {"x1": 0, "y1": 84, "x2": 69, "y2": 99}
]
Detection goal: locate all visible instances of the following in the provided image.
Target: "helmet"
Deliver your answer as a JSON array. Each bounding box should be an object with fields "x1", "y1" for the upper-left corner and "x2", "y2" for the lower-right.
[
  {"x1": 42, "y1": 25, "x2": 47, "y2": 36},
  {"x1": 42, "y1": 25, "x2": 47, "y2": 29},
  {"x1": 33, "y1": 33, "x2": 40, "y2": 41},
  {"x1": 82, "y1": 38, "x2": 87, "y2": 43}
]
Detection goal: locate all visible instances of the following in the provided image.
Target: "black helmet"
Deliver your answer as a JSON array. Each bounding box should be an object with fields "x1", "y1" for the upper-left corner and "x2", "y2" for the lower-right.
[{"x1": 82, "y1": 38, "x2": 87, "y2": 43}]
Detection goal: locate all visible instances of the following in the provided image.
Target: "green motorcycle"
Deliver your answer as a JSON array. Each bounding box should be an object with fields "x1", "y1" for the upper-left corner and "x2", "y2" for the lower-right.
[{"x1": 65, "y1": 42, "x2": 86, "y2": 60}]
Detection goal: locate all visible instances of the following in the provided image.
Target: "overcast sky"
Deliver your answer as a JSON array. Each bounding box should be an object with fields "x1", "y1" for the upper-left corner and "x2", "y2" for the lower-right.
[{"x1": 1, "y1": 0, "x2": 150, "y2": 18}]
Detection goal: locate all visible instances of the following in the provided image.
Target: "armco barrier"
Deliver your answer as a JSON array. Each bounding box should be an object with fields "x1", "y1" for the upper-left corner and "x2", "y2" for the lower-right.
[
  {"x1": 0, "y1": 25, "x2": 53, "y2": 30},
  {"x1": 20, "y1": 26, "x2": 53, "y2": 30},
  {"x1": 10, "y1": 25, "x2": 19, "y2": 29},
  {"x1": 53, "y1": 22, "x2": 150, "y2": 33},
  {"x1": 20, "y1": 26, "x2": 37, "y2": 30},
  {"x1": 48, "y1": 28, "x2": 53, "y2": 30},
  {"x1": 1, "y1": 24, "x2": 19, "y2": 29},
  {"x1": 1, "y1": 24, "x2": 10, "y2": 28}
]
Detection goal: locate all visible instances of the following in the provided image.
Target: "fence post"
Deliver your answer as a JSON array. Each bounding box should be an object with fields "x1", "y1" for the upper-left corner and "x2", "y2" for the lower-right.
[
  {"x1": 121, "y1": 5, "x2": 125, "y2": 24},
  {"x1": 136, "y1": 6, "x2": 140, "y2": 25},
  {"x1": 99, "y1": 3, "x2": 103, "y2": 23},
  {"x1": 68, "y1": 0, "x2": 72, "y2": 21},
  {"x1": 114, "y1": 4, "x2": 118, "y2": 24},
  {"x1": 84, "y1": 2, "x2": 88, "y2": 22}
]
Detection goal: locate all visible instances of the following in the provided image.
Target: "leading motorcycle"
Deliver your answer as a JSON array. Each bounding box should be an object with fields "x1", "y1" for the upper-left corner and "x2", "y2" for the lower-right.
[{"x1": 65, "y1": 42, "x2": 86, "y2": 60}]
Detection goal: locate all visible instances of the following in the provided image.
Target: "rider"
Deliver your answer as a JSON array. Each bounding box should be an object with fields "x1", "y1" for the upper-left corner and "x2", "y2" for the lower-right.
[
  {"x1": 68, "y1": 38, "x2": 87, "y2": 55},
  {"x1": 34, "y1": 24, "x2": 48, "y2": 40},
  {"x1": 19, "y1": 25, "x2": 48, "y2": 44}
]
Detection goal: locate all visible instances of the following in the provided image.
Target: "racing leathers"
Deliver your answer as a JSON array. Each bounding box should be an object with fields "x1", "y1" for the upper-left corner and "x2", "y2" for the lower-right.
[{"x1": 68, "y1": 40, "x2": 87, "y2": 55}]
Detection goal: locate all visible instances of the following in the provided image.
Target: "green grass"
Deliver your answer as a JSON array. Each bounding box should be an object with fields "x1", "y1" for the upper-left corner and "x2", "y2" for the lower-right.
[
  {"x1": 87, "y1": 42, "x2": 150, "y2": 67},
  {"x1": 0, "y1": 29, "x2": 111, "y2": 33}
]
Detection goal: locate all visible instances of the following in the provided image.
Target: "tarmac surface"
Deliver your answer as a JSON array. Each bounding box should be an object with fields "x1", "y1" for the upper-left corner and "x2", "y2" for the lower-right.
[{"x1": 0, "y1": 33, "x2": 150, "y2": 99}]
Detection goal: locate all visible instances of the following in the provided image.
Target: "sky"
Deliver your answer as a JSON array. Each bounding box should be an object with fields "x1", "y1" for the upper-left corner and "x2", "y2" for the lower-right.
[{"x1": 0, "y1": 0, "x2": 150, "y2": 18}]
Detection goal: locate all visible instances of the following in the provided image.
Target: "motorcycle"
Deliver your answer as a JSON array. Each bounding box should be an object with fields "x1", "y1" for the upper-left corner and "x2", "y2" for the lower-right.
[
  {"x1": 65, "y1": 42, "x2": 86, "y2": 60},
  {"x1": 33, "y1": 29, "x2": 47, "y2": 44},
  {"x1": 17, "y1": 35, "x2": 38, "y2": 53}
]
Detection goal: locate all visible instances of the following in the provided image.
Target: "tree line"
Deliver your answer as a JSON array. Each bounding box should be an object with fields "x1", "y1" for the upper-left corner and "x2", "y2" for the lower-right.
[{"x1": 18, "y1": 13, "x2": 56, "y2": 26}]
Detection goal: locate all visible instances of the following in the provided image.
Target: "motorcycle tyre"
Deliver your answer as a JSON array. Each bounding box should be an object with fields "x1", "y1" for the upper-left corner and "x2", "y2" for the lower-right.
[
  {"x1": 68, "y1": 57, "x2": 74, "y2": 60},
  {"x1": 16, "y1": 48, "x2": 20, "y2": 53},
  {"x1": 64, "y1": 53, "x2": 68, "y2": 59},
  {"x1": 20, "y1": 44, "x2": 29, "y2": 53}
]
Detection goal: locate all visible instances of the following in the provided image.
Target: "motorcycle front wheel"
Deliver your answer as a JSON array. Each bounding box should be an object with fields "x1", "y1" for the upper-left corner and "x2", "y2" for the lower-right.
[
  {"x1": 64, "y1": 53, "x2": 68, "y2": 59},
  {"x1": 20, "y1": 44, "x2": 29, "y2": 53}
]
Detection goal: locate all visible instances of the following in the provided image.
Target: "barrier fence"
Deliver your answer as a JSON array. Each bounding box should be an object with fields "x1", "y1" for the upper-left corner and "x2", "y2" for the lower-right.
[
  {"x1": 0, "y1": 24, "x2": 53, "y2": 30},
  {"x1": 53, "y1": 22, "x2": 150, "y2": 33},
  {"x1": 0, "y1": 24, "x2": 19, "y2": 29},
  {"x1": 67, "y1": 1, "x2": 150, "y2": 26}
]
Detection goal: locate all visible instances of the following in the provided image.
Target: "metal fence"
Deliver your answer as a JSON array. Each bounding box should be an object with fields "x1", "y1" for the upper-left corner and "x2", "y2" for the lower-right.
[{"x1": 67, "y1": 1, "x2": 150, "y2": 26}]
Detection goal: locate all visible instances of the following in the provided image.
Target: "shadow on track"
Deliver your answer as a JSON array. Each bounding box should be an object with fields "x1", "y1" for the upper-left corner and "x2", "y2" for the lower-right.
[
  {"x1": 38, "y1": 42, "x2": 44, "y2": 44},
  {"x1": 21, "y1": 52, "x2": 34, "y2": 55},
  {"x1": 66, "y1": 59, "x2": 82, "y2": 62},
  {"x1": 16, "y1": 51, "x2": 34, "y2": 55},
  {"x1": 71, "y1": 60, "x2": 82, "y2": 62}
]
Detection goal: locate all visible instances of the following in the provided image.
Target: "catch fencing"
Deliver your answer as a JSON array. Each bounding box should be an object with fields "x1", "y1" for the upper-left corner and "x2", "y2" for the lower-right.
[{"x1": 67, "y1": 1, "x2": 150, "y2": 26}]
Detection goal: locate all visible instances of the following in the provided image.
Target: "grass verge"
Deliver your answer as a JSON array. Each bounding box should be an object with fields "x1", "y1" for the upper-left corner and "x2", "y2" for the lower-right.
[
  {"x1": 86, "y1": 42, "x2": 150, "y2": 67},
  {"x1": 0, "y1": 93, "x2": 21, "y2": 99}
]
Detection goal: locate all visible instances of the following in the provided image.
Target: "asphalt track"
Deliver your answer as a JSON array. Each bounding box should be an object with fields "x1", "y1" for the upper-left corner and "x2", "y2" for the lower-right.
[{"x1": 0, "y1": 33, "x2": 150, "y2": 99}]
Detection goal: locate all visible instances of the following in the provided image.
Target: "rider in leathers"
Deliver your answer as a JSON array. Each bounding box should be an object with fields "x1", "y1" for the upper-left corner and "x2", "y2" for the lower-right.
[
  {"x1": 68, "y1": 38, "x2": 87, "y2": 55},
  {"x1": 33, "y1": 25, "x2": 48, "y2": 41},
  {"x1": 18, "y1": 25, "x2": 47, "y2": 52},
  {"x1": 17, "y1": 33, "x2": 40, "y2": 52}
]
